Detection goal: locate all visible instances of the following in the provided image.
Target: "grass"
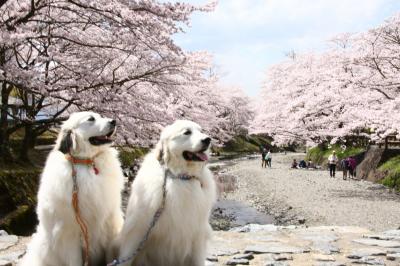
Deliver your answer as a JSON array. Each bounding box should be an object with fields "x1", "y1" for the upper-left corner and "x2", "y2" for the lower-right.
[
  {"x1": 378, "y1": 155, "x2": 400, "y2": 191},
  {"x1": 306, "y1": 144, "x2": 366, "y2": 165}
]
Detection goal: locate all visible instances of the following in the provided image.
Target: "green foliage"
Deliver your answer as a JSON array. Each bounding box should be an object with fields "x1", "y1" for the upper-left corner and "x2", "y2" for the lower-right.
[
  {"x1": 221, "y1": 135, "x2": 272, "y2": 153},
  {"x1": 118, "y1": 147, "x2": 149, "y2": 167},
  {"x1": 0, "y1": 169, "x2": 41, "y2": 235},
  {"x1": 378, "y1": 155, "x2": 400, "y2": 191},
  {"x1": 306, "y1": 144, "x2": 365, "y2": 165}
]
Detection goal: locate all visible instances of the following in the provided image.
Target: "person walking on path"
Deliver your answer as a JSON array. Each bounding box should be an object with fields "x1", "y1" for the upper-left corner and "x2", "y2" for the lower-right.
[
  {"x1": 265, "y1": 150, "x2": 272, "y2": 168},
  {"x1": 348, "y1": 157, "x2": 357, "y2": 179},
  {"x1": 340, "y1": 158, "x2": 349, "y2": 180},
  {"x1": 261, "y1": 148, "x2": 267, "y2": 168},
  {"x1": 328, "y1": 151, "x2": 338, "y2": 178}
]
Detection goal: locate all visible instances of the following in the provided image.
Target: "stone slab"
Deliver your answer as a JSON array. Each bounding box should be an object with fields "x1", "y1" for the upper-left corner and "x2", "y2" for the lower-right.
[{"x1": 353, "y1": 238, "x2": 400, "y2": 248}]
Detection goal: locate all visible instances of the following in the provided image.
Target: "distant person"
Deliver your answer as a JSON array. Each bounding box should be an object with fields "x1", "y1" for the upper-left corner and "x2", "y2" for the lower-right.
[
  {"x1": 261, "y1": 148, "x2": 267, "y2": 168},
  {"x1": 291, "y1": 159, "x2": 298, "y2": 169},
  {"x1": 299, "y1": 159, "x2": 307, "y2": 168},
  {"x1": 340, "y1": 158, "x2": 349, "y2": 180},
  {"x1": 328, "y1": 151, "x2": 338, "y2": 178},
  {"x1": 348, "y1": 156, "x2": 357, "y2": 178},
  {"x1": 265, "y1": 150, "x2": 272, "y2": 168},
  {"x1": 307, "y1": 160, "x2": 315, "y2": 169}
]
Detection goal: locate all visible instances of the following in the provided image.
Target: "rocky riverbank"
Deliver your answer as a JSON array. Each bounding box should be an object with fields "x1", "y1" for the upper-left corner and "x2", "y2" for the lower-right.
[
  {"x1": 2, "y1": 225, "x2": 400, "y2": 266},
  {"x1": 207, "y1": 224, "x2": 400, "y2": 266},
  {"x1": 222, "y1": 153, "x2": 400, "y2": 231}
]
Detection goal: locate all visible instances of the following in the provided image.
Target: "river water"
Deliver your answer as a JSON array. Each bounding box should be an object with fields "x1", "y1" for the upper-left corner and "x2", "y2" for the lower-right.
[{"x1": 209, "y1": 156, "x2": 275, "y2": 230}]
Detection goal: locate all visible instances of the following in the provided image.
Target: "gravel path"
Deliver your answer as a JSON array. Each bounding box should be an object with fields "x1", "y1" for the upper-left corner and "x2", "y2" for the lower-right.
[{"x1": 223, "y1": 153, "x2": 400, "y2": 232}]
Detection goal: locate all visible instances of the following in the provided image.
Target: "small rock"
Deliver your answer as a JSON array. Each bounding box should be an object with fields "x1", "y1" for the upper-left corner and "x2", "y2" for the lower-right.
[
  {"x1": 205, "y1": 261, "x2": 216, "y2": 266},
  {"x1": 352, "y1": 256, "x2": 385, "y2": 265},
  {"x1": 264, "y1": 262, "x2": 289, "y2": 266},
  {"x1": 364, "y1": 234, "x2": 400, "y2": 241},
  {"x1": 225, "y1": 258, "x2": 249, "y2": 265},
  {"x1": 207, "y1": 255, "x2": 218, "y2": 262},
  {"x1": 298, "y1": 217, "x2": 306, "y2": 224},
  {"x1": 0, "y1": 231, "x2": 8, "y2": 237},
  {"x1": 232, "y1": 253, "x2": 254, "y2": 260},
  {"x1": 313, "y1": 263, "x2": 345, "y2": 266},
  {"x1": 0, "y1": 260, "x2": 11, "y2": 266},
  {"x1": 272, "y1": 254, "x2": 293, "y2": 261},
  {"x1": 387, "y1": 248, "x2": 400, "y2": 254},
  {"x1": 386, "y1": 253, "x2": 400, "y2": 261},
  {"x1": 353, "y1": 238, "x2": 400, "y2": 248}
]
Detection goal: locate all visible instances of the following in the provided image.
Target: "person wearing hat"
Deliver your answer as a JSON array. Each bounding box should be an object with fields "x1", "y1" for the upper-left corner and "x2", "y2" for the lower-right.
[{"x1": 328, "y1": 150, "x2": 338, "y2": 178}]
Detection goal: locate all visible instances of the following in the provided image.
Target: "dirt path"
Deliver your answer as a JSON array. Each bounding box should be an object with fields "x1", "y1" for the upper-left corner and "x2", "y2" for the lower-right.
[{"x1": 223, "y1": 153, "x2": 400, "y2": 231}]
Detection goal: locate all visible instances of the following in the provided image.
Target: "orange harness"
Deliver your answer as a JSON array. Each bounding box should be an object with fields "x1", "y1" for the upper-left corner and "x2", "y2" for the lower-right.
[{"x1": 66, "y1": 154, "x2": 98, "y2": 266}]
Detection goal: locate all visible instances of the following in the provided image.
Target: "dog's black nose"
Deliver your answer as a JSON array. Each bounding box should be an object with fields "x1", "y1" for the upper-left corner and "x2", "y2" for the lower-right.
[
  {"x1": 110, "y1": 119, "x2": 116, "y2": 126},
  {"x1": 202, "y1": 137, "x2": 211, "y2": 146}
]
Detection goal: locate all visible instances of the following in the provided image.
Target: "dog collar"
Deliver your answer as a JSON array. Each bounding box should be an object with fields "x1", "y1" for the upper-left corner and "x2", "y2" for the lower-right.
[
  {"x1": 165, "y1": 168, "x2": 197, "y2": 181},
  {"x1": 65, "y1": 154, "x2": 99, "y2": 175}
]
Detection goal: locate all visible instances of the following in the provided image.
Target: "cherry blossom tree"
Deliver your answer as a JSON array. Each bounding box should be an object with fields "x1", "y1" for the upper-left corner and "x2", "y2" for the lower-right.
[
  {"x1": 252, "y1": 13, "x2": 400, "y2": 146},
  {"x1": 0, "y1": 0, "x2": 225, "y2": 160}
]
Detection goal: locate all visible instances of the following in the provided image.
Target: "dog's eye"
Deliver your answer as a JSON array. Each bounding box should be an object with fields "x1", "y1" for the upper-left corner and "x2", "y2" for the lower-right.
[
  {"x1": 183, "y1": 129, "x2": 192, "y2": 135},
  {"x1": 88, "y1": 116, "x2": 95, "y2": 122}
]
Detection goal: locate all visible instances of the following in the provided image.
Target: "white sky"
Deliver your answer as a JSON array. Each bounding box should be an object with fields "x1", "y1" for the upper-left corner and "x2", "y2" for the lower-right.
[{"x1": 173, "y1": 0, "x2": 400, "y2": 96}]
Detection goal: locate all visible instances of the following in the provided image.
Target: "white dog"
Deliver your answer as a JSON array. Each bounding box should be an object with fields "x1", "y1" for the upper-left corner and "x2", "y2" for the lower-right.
[
  {"x1": 113, "y1": 120, "x2": 217, "y2": 266},
  {"x1": 20, "y1": 112, "x2": 124, "y2": 266}
]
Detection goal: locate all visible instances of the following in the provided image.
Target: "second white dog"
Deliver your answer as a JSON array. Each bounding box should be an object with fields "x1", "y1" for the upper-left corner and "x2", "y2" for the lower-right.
[{"x1": 114, "y1": 120, "x2": 217, "y2": 266}]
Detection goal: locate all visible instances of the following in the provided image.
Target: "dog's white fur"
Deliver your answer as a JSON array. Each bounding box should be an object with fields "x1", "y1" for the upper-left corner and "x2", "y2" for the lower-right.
[
  {"x1": 20, "y1": 112, "x2": 124, "y2": 266},
  {"x1": 114, "y1": 120, "x2": 217, "y2": 266}
]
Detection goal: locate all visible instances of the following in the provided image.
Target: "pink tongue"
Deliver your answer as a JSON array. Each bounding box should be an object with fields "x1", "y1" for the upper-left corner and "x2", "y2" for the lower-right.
[{"x1": 196, "y1": 152, "x2": 208, "y2": 161}]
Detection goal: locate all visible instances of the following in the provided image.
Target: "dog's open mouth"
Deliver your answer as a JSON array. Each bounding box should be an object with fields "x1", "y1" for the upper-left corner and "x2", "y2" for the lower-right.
[
  {"x1": 182, "y1": 150, "x2": 209, "y2": 162},
  {"x1": 89, "y1": 130, "x2": 115, "y2": 146}
]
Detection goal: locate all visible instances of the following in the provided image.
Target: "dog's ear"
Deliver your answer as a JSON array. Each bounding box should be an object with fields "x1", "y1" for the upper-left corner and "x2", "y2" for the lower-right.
[
  {"x1": 58, "y1": 130, "x2": 76, "y2": 154},
  {"x1": 155, "y1": 139, "x2": 170, "y2": 165}
]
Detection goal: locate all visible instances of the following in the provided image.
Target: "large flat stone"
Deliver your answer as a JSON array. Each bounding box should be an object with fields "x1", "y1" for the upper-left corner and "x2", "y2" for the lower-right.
[
  {"x1": 213, "y1": 249, "x2": 240, "y2": 256},
  {"x1": 351, "y1": 256, "x2": 385, "y2": 265},
  {"x1": 353, "y1": 238, "x2": 400, "y2": 248},
  {"x1": 383, "y1": 230, "x2": 400, "y2": 237},
  {"x1": 244, "y1": 243, "x2": 307, "y2": 254},
  {"x1": 347, "y1": 248, "x2": 386, "y2": 259},
  {"x1": 0, "y1": 250, "x2": 25, "y2": 262},
  {"x1": 313, "y1": 254, "x2": 336, "y2": 262},
  {"x1": 232, "y1": 253, "x2": 254, "y2": 260},
  {"x1": 311, "y1": 241, "x2": 340, "y2": 255},
  {"x1": 0, "y1": 235, "x2": 18, "y2": 251},
  {"x1": 386, "y1": 253, "x2": 400, "y2": 261},
  {"x1": 299, "y1": 232, "x2": 339, "y2": 243},
  {"x1": 364, "y1": 234, "x2": 400, "y2": 241}
]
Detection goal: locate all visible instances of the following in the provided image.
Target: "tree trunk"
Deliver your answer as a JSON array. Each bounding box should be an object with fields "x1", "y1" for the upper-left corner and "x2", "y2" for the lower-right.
[
  {"x1": 0, "y1": 81, "x2": 13, "y2": 162},
  {"x1": 19, "y1": 124, "x2": 34, "y2": 162}
]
